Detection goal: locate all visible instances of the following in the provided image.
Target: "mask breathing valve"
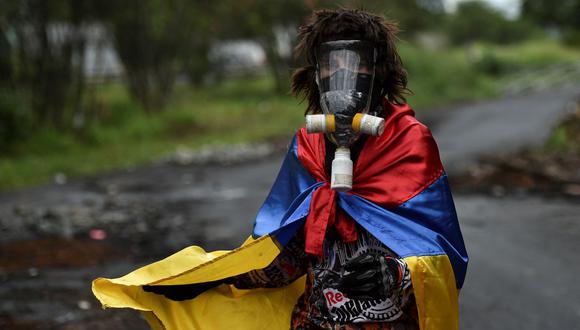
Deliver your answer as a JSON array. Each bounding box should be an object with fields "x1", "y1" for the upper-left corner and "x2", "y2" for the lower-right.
[{"x1": 305, "y1": 113, "x2": 385, "y2": 191}]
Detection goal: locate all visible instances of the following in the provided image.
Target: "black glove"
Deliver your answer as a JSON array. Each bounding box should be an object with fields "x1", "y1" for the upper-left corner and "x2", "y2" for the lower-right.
[
  {"x1": 143, "y1": 279, "x2": 227, "y2": 301},
  {"x1": 336, "y1": 254, "x2": 403, "y2": 300}
]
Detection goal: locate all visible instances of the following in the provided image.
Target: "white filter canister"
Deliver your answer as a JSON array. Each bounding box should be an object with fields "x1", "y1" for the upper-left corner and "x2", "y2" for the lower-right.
[
  {"x1": 331, "y1": 147, "x2": 353, "y2": 192},
  {"x1": 352, "y1": 113, "x2": 385, "y2": 136},
  {"x1": 305, "y1": 114, "x2": 335, "y2": 133}
]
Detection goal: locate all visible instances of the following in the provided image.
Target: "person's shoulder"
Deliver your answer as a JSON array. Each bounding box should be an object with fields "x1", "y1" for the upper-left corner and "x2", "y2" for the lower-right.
[
  {"x1": 408, "y1": 118, "x2": 435, "y2": 141},
  {"x1": 384, "y1": 102, "x2": 436, "y2": 142}
]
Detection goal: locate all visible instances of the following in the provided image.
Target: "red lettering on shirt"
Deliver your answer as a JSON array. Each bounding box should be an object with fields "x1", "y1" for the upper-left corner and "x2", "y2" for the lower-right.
[{"x1": 325, "y1": 291, "x2": 337, "y2": 305}]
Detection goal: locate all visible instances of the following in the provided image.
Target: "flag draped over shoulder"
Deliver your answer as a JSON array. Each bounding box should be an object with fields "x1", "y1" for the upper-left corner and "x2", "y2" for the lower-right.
[{"x1": 92, "y1": 102, "x2": 468, "y2": 330}]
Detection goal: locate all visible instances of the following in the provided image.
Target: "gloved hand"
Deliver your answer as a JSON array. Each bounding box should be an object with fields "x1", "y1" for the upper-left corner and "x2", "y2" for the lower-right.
[
  {"x1": 143, "y1": 279, "x2": 227, "y2": 301},
  {"x1": 336, "y1": 254, "x2": 403, "y2": 300}
]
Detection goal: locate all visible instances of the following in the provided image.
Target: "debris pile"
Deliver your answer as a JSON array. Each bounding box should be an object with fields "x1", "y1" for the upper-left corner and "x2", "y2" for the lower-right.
[{"x1": 452, "y1": 100, "x2": 580, "y2": 198}]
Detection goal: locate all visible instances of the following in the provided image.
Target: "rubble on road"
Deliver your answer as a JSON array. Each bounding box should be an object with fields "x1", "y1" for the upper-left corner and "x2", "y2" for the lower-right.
[{"x1": 452, "y1": 100, "x2": 580, "y2": 199}]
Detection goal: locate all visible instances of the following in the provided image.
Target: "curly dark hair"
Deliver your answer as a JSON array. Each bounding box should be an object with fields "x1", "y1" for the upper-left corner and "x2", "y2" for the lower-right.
[{"x1": 291, "y1": 8, "x2": 409, "y2": 114}]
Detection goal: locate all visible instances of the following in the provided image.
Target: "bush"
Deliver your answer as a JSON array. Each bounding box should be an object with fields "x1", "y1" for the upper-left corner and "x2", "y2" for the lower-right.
[
  {"x1": 0, "y1": 90, "x2": 33, "y2": 153},
  {"x1": 563, "y1": 30, "x2": 580, "y2": 48},
  {"x1": 546, "y1": 103, "x2": 580, "y2": 153},
  {"x1": 473, "y1": 50, "x2": 509, "y2": 75}
]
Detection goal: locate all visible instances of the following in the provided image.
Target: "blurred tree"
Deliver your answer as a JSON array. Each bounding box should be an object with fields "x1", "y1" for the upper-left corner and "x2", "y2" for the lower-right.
[
  {"x1": 447, "y1": 1, "x2": 535, "y2": 45},
  {"x1": 0, "y1": 0, "x2": 91, "y2": 129},
  {"x1": 521, "y1": 0, "x2": 579, "y2": 28},
  {"x1": 0, "y1": 24, "x2": 14, "y2": 89},
  {"x1": 340, "y1": 0, "x2": 446, "y2": 36},
  {"x1": 179, "y1": 2, "x2": 215, "y2": 87},
  {"x1": 521, "y1": 0, "x2": 580, "y2": 45},
  {"x1": 211, "y1": 0, "x2": 312, "y2": 93},
  {"x1": 103, "y1": 0, "x2": 190, "y2": 113}
]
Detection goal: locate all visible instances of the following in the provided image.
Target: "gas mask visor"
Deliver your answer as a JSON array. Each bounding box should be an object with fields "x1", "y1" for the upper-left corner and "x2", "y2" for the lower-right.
[{"x1": 316, "y1": 40, "x2": 377, "y2": 147}]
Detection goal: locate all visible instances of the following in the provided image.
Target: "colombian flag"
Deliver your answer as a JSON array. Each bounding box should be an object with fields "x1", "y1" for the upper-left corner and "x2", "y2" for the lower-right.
[{"x1": 92, "y1": 102, "x2": 468, "y2": 330}]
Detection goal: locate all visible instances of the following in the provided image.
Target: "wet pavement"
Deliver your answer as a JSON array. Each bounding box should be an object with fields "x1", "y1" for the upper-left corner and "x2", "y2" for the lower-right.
[
  {"x1": 1, "y1": 86, "x2": 579, "y2": 329},
  {"x1": 0, "y1": 156, "x2": 283, "y2": 329},
  {"x1": 419, "y1": 84, "x2": 579, "y2": 173},
  {"x1": 457, "y1": 195, "x2": 580, "y2": 329}
]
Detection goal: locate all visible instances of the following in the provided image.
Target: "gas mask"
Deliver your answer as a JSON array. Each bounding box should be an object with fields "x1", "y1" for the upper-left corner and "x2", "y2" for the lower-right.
[{"x1": 305, "y1": 40, "x2": 385, "y2": 191}]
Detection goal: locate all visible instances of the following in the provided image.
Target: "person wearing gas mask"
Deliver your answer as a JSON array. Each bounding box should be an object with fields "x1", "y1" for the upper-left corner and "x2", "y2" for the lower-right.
[{"x1": 92, "y1": 8, "x2": 468, "y2": 330}]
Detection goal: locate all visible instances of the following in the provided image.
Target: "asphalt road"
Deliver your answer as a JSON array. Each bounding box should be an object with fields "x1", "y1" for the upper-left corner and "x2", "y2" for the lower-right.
[
  {"x1": 419, "y1": 84, "x2": 579, "y2": 174},
  {"x1": 457, "y1": 195, "x2": 580, "y2": 329},
  {"x1": 1, "y1": 86, "x2": 579, "y2": 329}
]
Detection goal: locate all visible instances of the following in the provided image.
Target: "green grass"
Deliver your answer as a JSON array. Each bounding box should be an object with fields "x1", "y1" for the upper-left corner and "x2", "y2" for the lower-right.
[
  {"x1": 545, "y1": 110, "x2": 580, "y2": 155},
  {"x1": 0, "y1": 78, "x2": 305, "y2": 190},
  {"x1": 2, "y1": 39, "x2": 580, "y2": 191},
  {"x1": 486, "y1": 39, "x2": 580, "y2": 67},
  {"x1": 402, "y1": 39, "x2": 580, "y2": 108},
  {"x1": 401, "y1": 43, "x2": 498, "y2": 108}
]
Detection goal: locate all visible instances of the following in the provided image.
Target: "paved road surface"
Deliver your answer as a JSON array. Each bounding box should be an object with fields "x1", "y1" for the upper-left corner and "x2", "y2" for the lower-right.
[
  {"x1": 457, "y1": 195, "x2": 580, "y2": 329},
  {"x1": 419, "y1": 84, "x2": 579, "y2": 174}
]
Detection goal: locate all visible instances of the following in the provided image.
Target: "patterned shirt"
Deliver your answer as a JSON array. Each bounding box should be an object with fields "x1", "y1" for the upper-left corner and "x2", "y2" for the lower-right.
[{"x1": 233, "y1": 227, "x2": 418, "y2": 329}]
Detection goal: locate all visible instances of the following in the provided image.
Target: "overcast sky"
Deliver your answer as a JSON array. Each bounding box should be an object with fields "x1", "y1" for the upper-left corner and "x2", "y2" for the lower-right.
[{"x1": 444, "y1": 0, "x2": 522, "y2": 18}]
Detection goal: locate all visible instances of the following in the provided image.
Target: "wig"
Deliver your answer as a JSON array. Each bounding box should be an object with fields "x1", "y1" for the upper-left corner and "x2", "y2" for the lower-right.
[{"x1": 291, "y1": 8, "x2": 409, "y2": 114}]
